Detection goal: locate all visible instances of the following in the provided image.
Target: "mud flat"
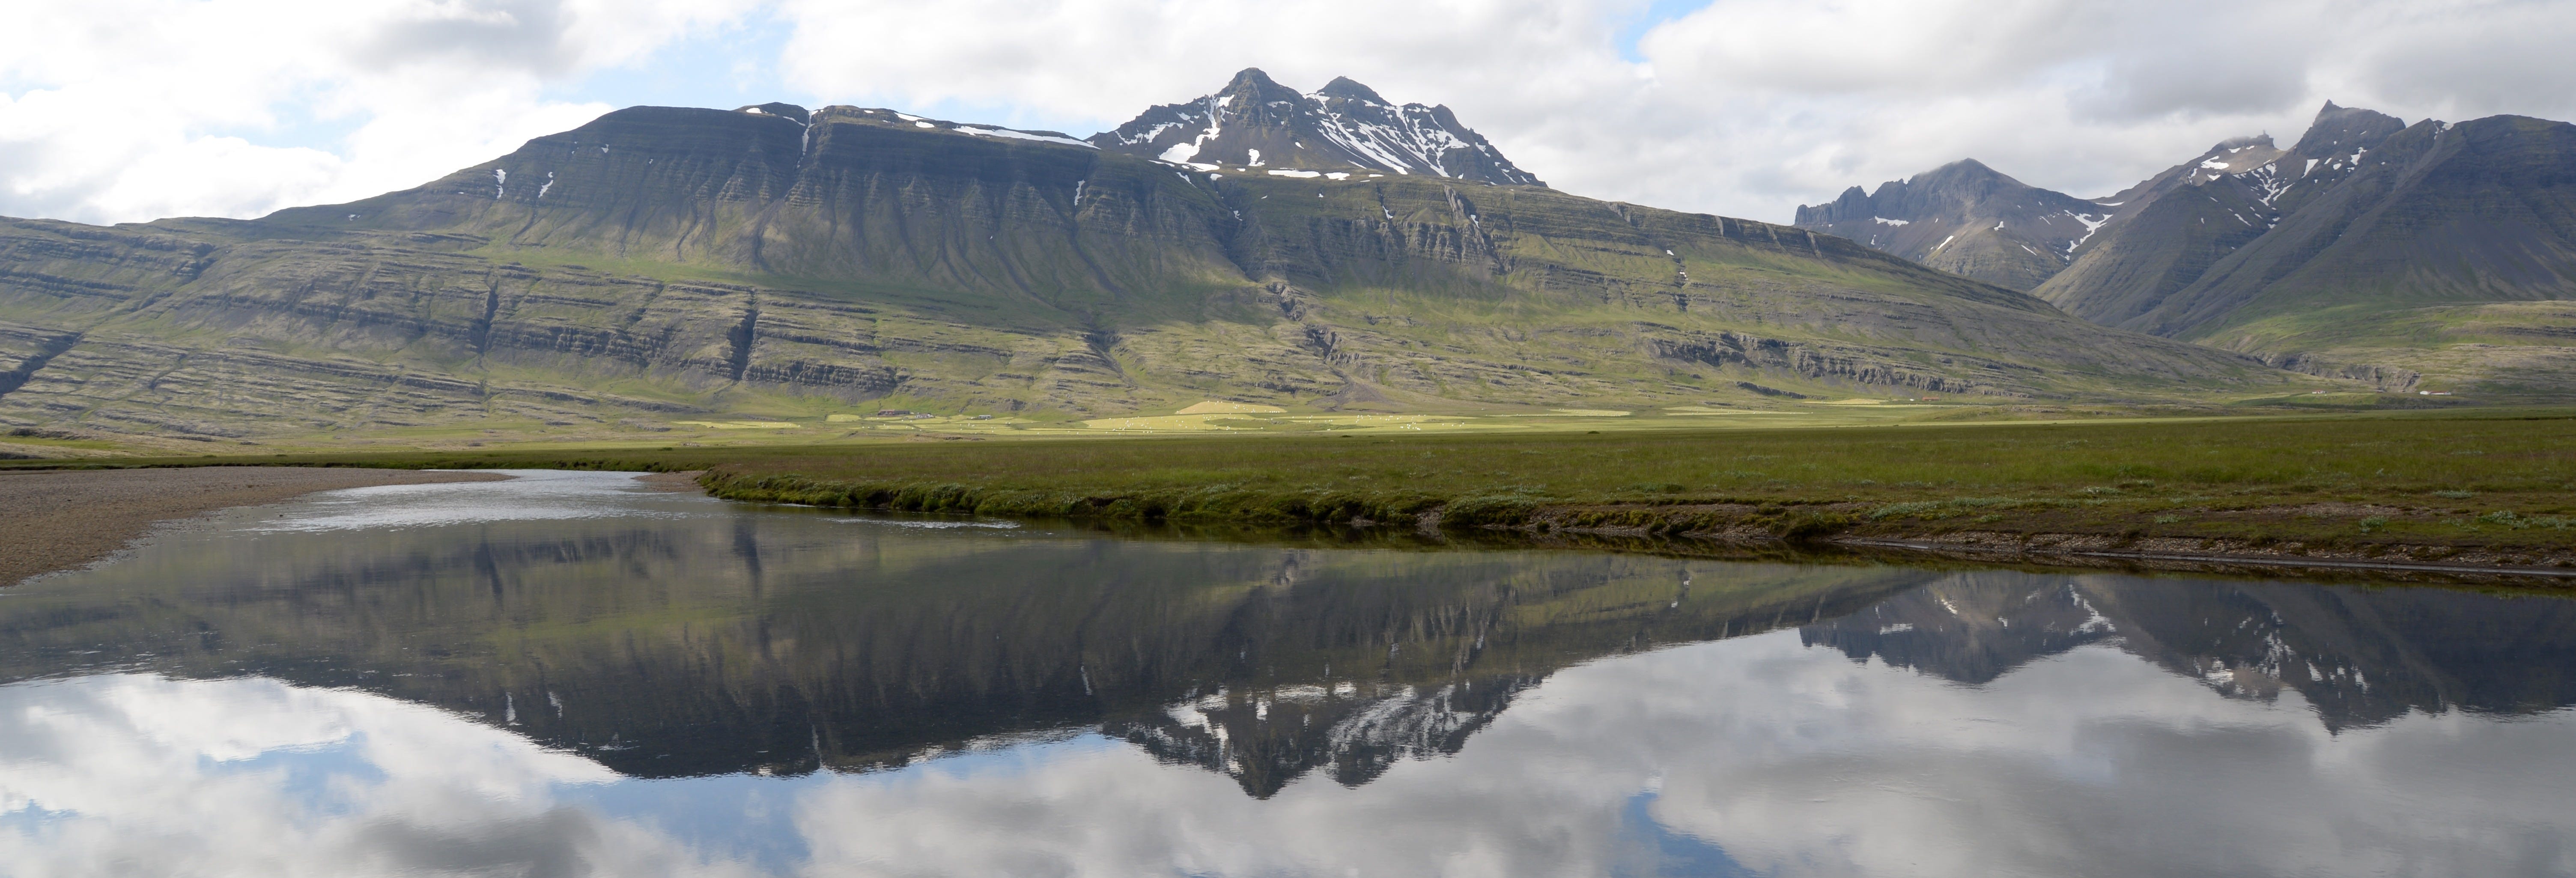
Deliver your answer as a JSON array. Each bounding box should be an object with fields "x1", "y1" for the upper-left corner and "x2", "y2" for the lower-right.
[{"x1": 1, "y1": 467, "x2": 507, "y2": 586}]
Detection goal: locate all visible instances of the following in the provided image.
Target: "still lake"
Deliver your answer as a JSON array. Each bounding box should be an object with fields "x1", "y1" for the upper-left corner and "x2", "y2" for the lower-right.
[{"x1": 3, "y1": 470, "x2": 2573, "y2": 877}]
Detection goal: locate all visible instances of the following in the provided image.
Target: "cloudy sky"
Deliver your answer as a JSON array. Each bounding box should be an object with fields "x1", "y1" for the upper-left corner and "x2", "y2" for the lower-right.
[{"x1": 2, "y1": 0, "x2": 2569, "y2": 227}]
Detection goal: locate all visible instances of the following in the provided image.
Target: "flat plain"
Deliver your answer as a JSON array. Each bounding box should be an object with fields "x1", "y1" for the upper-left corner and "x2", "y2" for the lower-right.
[{"x1": 12, "y1": 406, "x2": 2572, "y2": 573}]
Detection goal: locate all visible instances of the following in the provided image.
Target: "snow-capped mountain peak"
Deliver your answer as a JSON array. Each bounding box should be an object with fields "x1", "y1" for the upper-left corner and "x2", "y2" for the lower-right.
[{"x1": 1090, "y1": 68, "x2": 1543, "y2": 187}]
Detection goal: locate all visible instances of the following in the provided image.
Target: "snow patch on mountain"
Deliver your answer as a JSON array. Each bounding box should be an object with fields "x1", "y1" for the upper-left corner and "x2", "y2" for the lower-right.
[
  {"x1": 1091, "y1": 69, "x2": 1543, "y2": 188},
  {"x1": 956, "y1": 126, "x2": 1097, "y2": 149}
]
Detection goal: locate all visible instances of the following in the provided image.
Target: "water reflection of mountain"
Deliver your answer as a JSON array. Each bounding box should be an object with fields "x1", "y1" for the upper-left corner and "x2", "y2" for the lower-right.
[
  {"x1": 13, "y1": 492, "x2": 2574, "y2": 798},
  {"x1": 1802, "y1": 573, "x2": 2576, "y2": 730},
  {"x1": 0, "y1": 510, "x2": 1922, "y2": 796}
]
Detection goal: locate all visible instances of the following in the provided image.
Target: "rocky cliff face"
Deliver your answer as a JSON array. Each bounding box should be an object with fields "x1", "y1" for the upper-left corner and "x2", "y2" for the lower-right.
[
  {"x1": 1793, "y1": 159, "x2": 2115, "y2": 291},
  {"x1": 1091, "y1": 68, "x2": 1544, "y2": 187},
  {"x1": 0, "y1": 97, "x2": 2303, "y2": 442}
]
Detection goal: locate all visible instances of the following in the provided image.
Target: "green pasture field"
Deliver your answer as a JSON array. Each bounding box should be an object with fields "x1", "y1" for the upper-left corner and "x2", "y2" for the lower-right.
[{"x1": 11, "y1": 406, "x2": 2574, "y2": 554}]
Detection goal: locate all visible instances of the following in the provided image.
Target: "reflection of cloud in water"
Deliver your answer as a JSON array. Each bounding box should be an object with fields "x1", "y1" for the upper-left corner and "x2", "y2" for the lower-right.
[
  {"x1": 7, "y1": 632, "x2": 2575, "y2": 876},
  {"x1": 243, "y1": 470, "x2": 715, "y2": 533},
  {"x1": 0, "y1": 674, "x2": 755, "y2": 878},
  {"x1": 17, "y1": 466, "x2": 2576, "y2": 878},
  {"x1": 1570, "y1": 637, "x2": 2576, "y2": 878},
  {"x1": 796, "y1": 630, "x2": 2576, "y2": 877}
]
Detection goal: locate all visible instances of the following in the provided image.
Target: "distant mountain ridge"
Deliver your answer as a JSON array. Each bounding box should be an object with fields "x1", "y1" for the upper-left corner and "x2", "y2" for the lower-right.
[
  {"x1": 2030, "y1": 102, "x2": 2409, "y2": 330},
  {"x1": 1792, "y1": 159, "x2": 2115, "y2": 291},
  {"x1": 1793, "y1": 132, "x2": 2304, "y2": 294},
  {"x1": 1804, "y1": 101, "x2": 2576, "y2": 395},
  {"x1": 1091, "y1": 68, "x2": 1543, "y2": 187}
]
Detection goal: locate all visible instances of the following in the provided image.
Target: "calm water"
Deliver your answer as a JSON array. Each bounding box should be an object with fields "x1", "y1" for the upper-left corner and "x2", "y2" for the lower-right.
[{"x1": 4, "y1": 470, "x2": 2574, "y2": 877}]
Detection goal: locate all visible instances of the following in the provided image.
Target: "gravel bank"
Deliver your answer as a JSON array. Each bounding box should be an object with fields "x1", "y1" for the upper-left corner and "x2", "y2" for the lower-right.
[{"x1": 2, "y1": 467, "x2": 508, "y2": 586}]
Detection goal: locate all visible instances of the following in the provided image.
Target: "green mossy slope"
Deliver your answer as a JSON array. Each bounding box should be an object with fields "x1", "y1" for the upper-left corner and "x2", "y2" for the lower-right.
[{"x1": 0, "y1": 104, "x2": 2310, "y2": 442}]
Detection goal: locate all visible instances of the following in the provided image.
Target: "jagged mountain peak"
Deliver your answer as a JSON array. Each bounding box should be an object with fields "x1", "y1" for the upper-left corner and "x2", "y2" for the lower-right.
[
  {"x1": 1921, "y1": 157, "x2": 2002, "y2": 178},
  {"x1": 1088, "y1": 70, "x2": 1543, "y2": 187},
  {"x1": 1216, "y1": 67, "x2": 1301, "y2": 103},
  {"x1": 1793, "y1": 110, "x2": 2412, "y2": 298},
  {"x1": 1794, "y1": 157, "x2": 2112, "y2": 290},
  {"x1": 2084, "y1": 134, "x2": 2287, "y2": 207},
  {"x1": 1896, "y1": 159, "x2": 2042, "y2": 200},
  {"x1": 2294, "y1": 101, "x2": 2406, "y2": 156},
  {"x1": 1315, "y1": 76, "x2": 1386, "y2": 103}
]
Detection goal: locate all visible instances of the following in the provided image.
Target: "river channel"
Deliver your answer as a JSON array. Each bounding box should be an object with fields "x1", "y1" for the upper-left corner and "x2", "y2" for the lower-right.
[{"x1": 3, "y1": 470, "x2": 2571, "y2": 876}]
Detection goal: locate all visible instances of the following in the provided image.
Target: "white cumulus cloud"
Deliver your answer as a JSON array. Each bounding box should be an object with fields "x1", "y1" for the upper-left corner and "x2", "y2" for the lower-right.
[
  {"x1": 0, "y1": 0, "x2": 753, "y2": 224},
  {"x1": 2, "y1": 0, "x2": 2569, "y2": 225}
]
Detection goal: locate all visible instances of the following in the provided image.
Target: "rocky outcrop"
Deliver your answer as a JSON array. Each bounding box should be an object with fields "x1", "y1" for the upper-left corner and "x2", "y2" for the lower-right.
[
  {"x1": 1649, "y1": 331, "x2": 2029, "y2": 397},
  {"x1": 2255, "y1": 352, "x2": 2422, "y2": 391}
]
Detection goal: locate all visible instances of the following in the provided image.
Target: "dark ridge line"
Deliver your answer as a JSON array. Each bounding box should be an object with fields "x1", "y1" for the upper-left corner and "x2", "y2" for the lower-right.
[{"x1": 0, "y1": 331, "x2": 80, "y2": 399}]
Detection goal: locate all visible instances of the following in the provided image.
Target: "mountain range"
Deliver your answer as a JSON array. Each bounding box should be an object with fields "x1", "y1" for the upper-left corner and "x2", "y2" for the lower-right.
[
  {"x1": 0, "y1": 68, "x2": 2304, "y2": 445},
  {"x1": 1801, "y1": 102, "x2": 2576, "y2": 393}
]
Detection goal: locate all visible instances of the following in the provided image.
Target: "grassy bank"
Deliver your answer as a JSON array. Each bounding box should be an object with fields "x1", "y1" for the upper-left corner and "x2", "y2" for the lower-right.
[
  {"x1": 689, "y1": 409, "x2": 2576, "y2": 555},
  {"x1": 12, "y1": 408, "x2": 2573, "y2": 563}
]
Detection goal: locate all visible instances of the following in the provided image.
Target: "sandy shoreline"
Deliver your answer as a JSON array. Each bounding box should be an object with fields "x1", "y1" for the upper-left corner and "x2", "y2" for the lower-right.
[{"x1": 2, "y1": 467, "x2": 509, "y2": 586}]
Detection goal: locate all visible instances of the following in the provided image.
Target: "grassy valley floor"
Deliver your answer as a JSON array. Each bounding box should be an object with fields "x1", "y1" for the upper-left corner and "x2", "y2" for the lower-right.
[{"x1": 9, "y1": 408, "x2": 2574, "y2": 583}]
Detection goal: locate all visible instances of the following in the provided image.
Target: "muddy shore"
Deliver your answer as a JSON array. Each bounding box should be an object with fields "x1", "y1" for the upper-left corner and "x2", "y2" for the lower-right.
[{"x1": 2, "y1": 467, "x2": 508, "y2": 586}]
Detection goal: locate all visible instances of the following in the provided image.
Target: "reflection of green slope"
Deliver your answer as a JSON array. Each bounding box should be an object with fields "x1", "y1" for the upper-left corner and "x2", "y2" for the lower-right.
[{"x1": 0, "y1": 509, "x2": 1925, "y2": 789}]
